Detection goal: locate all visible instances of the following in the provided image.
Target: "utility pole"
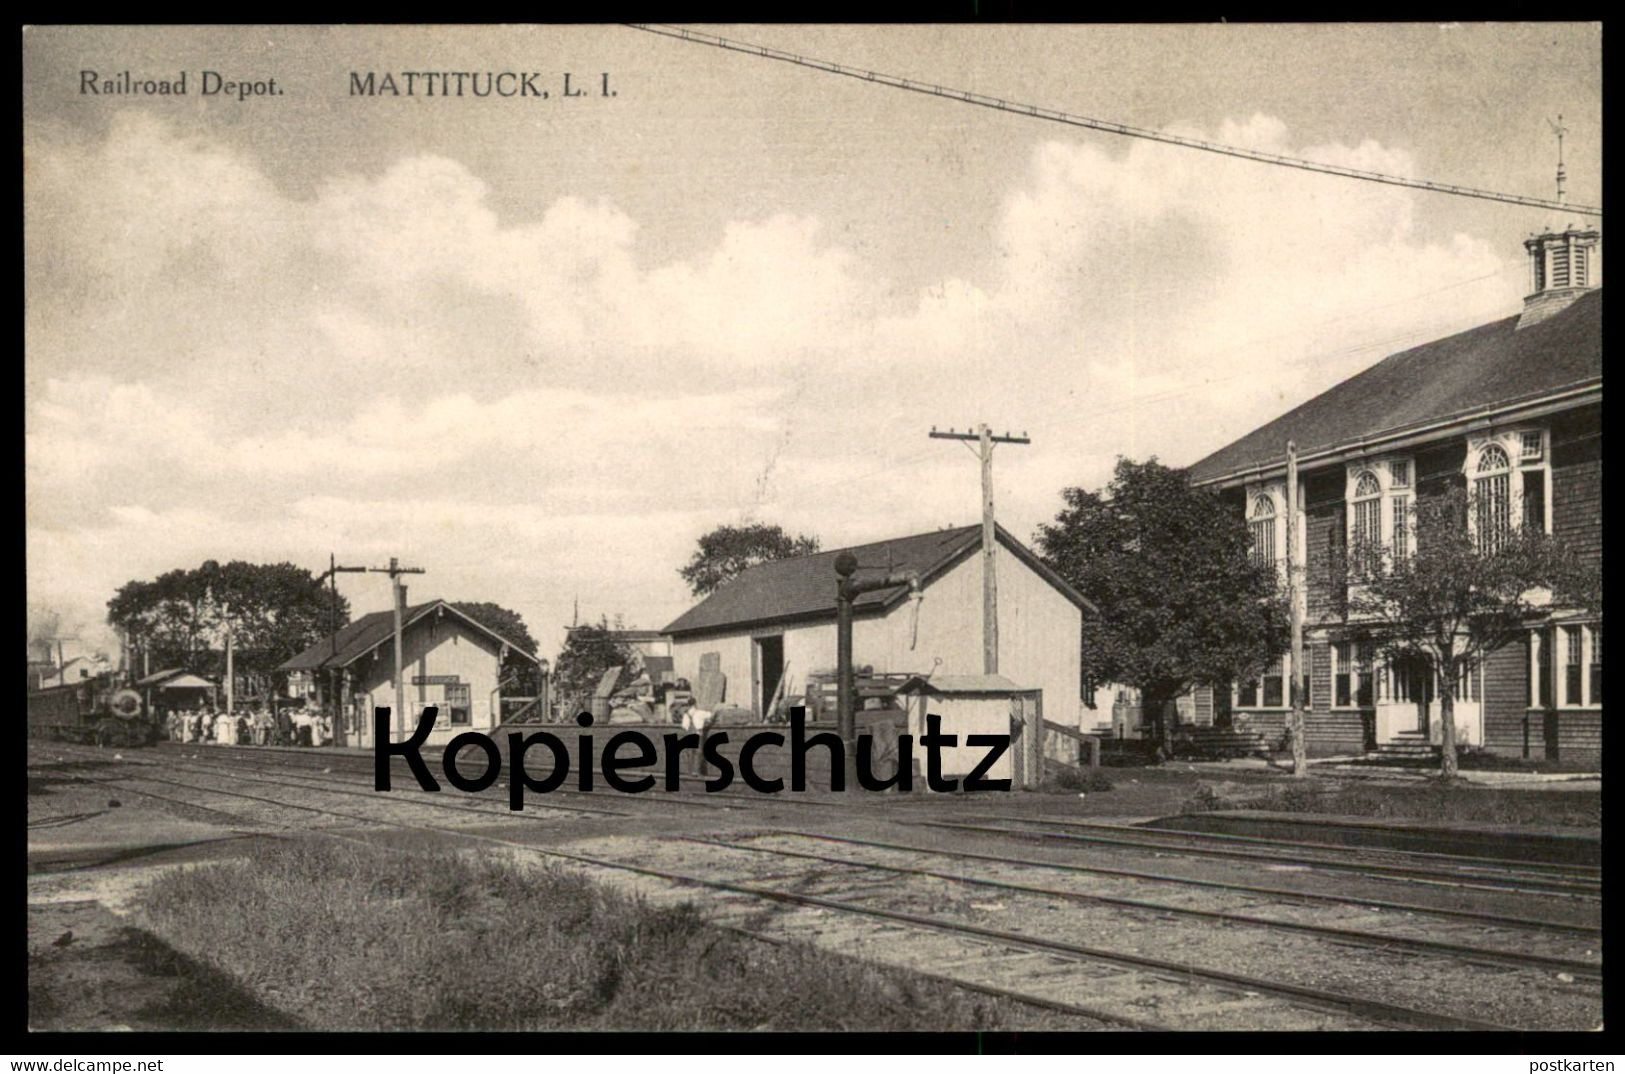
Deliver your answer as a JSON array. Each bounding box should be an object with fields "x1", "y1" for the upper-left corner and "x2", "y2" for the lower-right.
[
  {"x1": 223, "y1": 603, "x2": 234, "y2": 718},
  {"x1": 929, "y1": 424, "x2": 1030, "y2": 674},
  {"x1": 315, "y1": 553, "x2": 367, "y2": 746},
  {"x1": 1286, "y1": 441, "x2": 1308, "y2": 778},
  {"x1": 367, "y1": 557, "x2": 426, "y2": 739},
  {"x1": 41, "y1": 635, "x2": 79, "y2": 683},
  {"x1": 39, "y1": 627, "x2": 80, "y2": 685}
]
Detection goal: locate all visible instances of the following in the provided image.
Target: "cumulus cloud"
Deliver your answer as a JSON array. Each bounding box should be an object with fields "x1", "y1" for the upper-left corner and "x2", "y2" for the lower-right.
[{"x1": 26, "y1": 108, "x2": 1523, "y2": 652}]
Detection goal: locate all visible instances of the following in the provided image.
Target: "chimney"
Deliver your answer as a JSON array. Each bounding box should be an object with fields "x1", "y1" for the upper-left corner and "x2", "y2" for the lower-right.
[{"x1": 1518, "y1": 226, "x2": 1601, "y2": 329}]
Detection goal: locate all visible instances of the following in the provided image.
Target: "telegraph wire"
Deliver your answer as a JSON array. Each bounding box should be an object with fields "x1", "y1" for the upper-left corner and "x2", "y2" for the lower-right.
[{"x1": 624, "y1": 23, "x2": 1602, "y2": 219}]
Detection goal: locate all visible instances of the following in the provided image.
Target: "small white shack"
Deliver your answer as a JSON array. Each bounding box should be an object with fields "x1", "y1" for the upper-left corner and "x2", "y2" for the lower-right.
[{"x1": 895, "y1": 674, "x2": 1042, "y2": 787}]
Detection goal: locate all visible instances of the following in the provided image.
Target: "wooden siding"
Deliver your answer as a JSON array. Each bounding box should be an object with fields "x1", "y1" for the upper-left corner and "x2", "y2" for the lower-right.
[
  {"x1": 1481, "y1": 637, "x2": 1532, "y2": 758},
  {"x1": 1547, "y1": 710, "x2": 1602, "y2": 767},
  {"x1": 1551, "y1": 405, "x2": 1601, "y2": 568},
  {"x1": 350, "y1": 615, "x2": 506, "y2": 748},
  {"x1": 1304, "y1": 472, "x2": 1344, "y2": 621},
  {"x1": 1304, "y1": 634, "x2": 1364, "y2": 756}
]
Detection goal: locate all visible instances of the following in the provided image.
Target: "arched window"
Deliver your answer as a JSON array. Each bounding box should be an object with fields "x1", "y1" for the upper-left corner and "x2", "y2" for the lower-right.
[
  {"x1": 1477, "y1": 444, "x2": 1510, "y2": 474},
  {"x1": 1475, "y1": 444, "x2": 1512, "y2": 550},
  {"x1": 1249, "y1": 495, "x2": 1276, "y2": 567},
  {"x1": 1351, "y1": 471, "x2": 1382, "y2": 561}
]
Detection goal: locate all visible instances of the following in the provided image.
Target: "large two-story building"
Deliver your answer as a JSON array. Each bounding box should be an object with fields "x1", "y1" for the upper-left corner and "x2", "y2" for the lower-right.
[{"x1": 1186, "y1": 225, "x2": 1602, "y2": 766}]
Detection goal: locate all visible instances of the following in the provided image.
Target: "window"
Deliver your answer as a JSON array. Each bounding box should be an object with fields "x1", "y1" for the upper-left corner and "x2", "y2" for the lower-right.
[
  {"x1": 1262, "y1": 657, "x2": 1285, "y2": 708},
  {"x1": 1333, "y1": 642, "x2": 1352, "y2": 707},
  {"x1": 1332, "y1": 642, "x2": 1375, "y2": 708},
  {"x1": 1474, "y1": 445, "x2": 1512, "y2": 551},
  {"x1": 1591, "y1": 627, "x2": 1603, "y2": 706},
  {"x1": 1521, "y1": 470, "x2": 1547, "y2": 534},
  {"x1": 1563, "y1": 626, "x2": 1583, "y2": 707},
  {"x1": 1249, "y1": 495, "x2": 1276, "y2": 568},
  {"x1": 447, "y1": 683, "x2": 472, "y2": 725},
  {"x1": 1391, "y1": 495, "x2": 1410, "y2": 559},
  {"x1": 1389, "y1": 459, "x2": 1410, "y2": 488},
  {"x1": 1351, "y1": 472, "x2": 1381, "y2": 564},
  {"x1": 1356, "y1": 642, "x2": 1375, "y2": 707},
  {"x1": 1520, "y1": 431, "x2": 1543, "y2": 461},
  {"x1": 1236, "y1": 655, "x2": 1285, "y2": 709},
  {"x1": 1082, "y1": 675, "x2": 1097, "y2": 710},
  {"x1": 1553, "y1": 624, "x2": 1603, "y2": 708}
]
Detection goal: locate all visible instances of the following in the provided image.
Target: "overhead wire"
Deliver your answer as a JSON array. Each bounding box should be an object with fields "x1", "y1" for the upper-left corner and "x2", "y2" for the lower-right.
[{"x1": 624, "y1": 23, "x2": 1601, "y2": 218}]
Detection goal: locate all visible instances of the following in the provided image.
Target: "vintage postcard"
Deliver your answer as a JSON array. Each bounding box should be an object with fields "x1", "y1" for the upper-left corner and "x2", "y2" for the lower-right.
[{"x1": 23, "y1": 23, "x2": 1602, "y2": 1047}]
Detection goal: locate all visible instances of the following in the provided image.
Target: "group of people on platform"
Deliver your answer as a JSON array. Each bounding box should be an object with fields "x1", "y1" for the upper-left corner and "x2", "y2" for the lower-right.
[{"x1": 163, "y1": 703, "x2": 333, "y2": 747}]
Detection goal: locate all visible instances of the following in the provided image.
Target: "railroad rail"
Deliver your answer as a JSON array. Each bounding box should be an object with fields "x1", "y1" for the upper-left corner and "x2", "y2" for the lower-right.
[
  {"x1": 976, "y1": 813, "x2": 1602, "y2": 877},
  {"x1": 915, "y1": 819, "x2": 1601, "y2": 899}
]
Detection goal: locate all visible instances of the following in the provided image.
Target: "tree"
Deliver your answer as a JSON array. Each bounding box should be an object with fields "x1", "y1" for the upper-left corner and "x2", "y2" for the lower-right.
[
  {"x1": 551, "y1": 616, "x2": 633, "y2": 719},
  {"x1": 453, "y1": 601, "x2": 541, "y2": 695},
  {"x1": 680, "y1": 523, "x2": 821, "y2": 597},
  {"x1": 1340, "y1": 488, "x2": 1598, "y2": 779},
  {"x1": 1036, "y1": 458, "x2": 1289, "y2": 756},
  {"x1": 107, "y1": 560, "x2": 348, "y2": 689}
]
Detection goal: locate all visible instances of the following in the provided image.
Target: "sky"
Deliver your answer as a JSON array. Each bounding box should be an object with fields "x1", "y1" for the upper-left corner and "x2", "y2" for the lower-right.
[{"x1": 23, "y1": 23, "x2": 1602, "y2": 661}]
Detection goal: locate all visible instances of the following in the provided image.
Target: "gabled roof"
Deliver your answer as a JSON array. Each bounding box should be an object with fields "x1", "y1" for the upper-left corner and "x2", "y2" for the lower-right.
[
  {"x1": 896, "y1": 674, "x2": 1031, "y2": 695},
  {"x1": 662, "y1": 523, "x2": 1095, "y2": 638},
  {"x1": 136, "y1": 668, "x2": 216, "y2": 688},
  {"x1": 154, "y1": 673, "x2": 217, "y2": 691},
  {"x1": 1187, "y1": 289, "x2": 1602, "y2": 486},
  {"x1": 278, "y1": 599, "x2": 539, "y2": 672}
]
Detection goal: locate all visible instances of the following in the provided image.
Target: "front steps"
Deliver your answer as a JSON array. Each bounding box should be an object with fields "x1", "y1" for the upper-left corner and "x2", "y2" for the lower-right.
[{"x1": 1368, "y1": 730, "x2": 1442, "y2": 762}]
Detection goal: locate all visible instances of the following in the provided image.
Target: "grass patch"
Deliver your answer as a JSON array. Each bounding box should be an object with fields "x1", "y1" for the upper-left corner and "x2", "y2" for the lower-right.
[
  {"x1": 136, "y1": 839, "x2": 1068, "y2": 1031},
  {"x1": 1181, "y1": 779, "x2": 1600, "y2": 828},
  {"x1": 1037, "y1": 766, "x2": 1114, "y2": 794},
  {"x1": 1349, "y1": 747, "x2": 1598, "y2": 775}
]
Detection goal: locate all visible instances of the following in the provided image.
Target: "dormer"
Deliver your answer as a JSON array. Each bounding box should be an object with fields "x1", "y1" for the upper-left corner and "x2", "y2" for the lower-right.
[{"x1": 1519, "y1": 227, "x2": 1601, "y2": 329}]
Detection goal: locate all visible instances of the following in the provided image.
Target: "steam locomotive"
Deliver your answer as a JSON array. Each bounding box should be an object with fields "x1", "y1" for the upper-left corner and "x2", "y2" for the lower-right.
[{"x1": 26, "y1": 673, "x2": 160, "y2": 747}]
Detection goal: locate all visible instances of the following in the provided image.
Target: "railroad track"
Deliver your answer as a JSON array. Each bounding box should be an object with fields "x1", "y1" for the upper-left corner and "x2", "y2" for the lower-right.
[
  {"x1": 71, "y1": 747, "x2": 1604, "y2": 933},
  {"x1": 914, "y1": 818, "x2": 1602, "y2": 899},
  {"x1": 970, "y1": 812, "x2": 1602, "y2": 878},
  {"x1": 85, "y1": 744, "x2": 1608, "y2": 914},
  {"x1": 150, "y1": 742, "x2": 743, "y2": 812},
  {"x1": 678, "y1": 832, "x2": 1600, "y2": 978},
  {"x1": 121, "y1": 743, "x2": 1608, "y2": 911},
  {"x1": 38, "y1": 745, "x2": 1601, "y2": 1031}
]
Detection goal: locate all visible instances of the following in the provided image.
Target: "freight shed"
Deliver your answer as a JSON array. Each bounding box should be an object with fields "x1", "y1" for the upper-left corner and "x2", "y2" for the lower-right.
[{"x1": 661, "y1": 524, "x2": 1095, "y2": 733}]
